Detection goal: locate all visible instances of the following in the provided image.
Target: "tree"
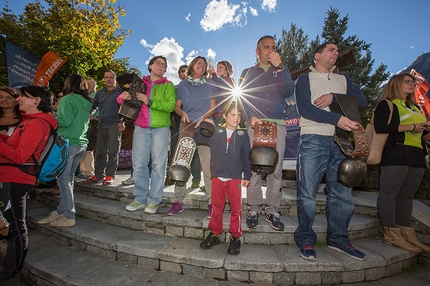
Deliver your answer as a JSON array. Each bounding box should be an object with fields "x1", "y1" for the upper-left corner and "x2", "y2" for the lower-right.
[
  {"x1": 277, "y1": 7, "x2": 390, "y2": 119},
  {"x1": 0, "y1": 0, "x2": 138, "y2": 92}
]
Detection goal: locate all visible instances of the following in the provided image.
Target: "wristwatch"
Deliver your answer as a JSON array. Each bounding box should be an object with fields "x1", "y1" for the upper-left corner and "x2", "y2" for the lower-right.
[
  {"x1": 146, "y1": 100, "x2": 153, "y2": 107},
  {"x1": 276, "y1": 63, "x2": 285, "y2": 70}
]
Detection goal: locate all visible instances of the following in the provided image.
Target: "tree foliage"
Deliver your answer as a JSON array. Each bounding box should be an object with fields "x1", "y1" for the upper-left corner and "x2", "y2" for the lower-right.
[
  {"x1": 277, "y1": 7, "x2": 391, "y2": 119},
  {"x1": 0, "y1": 0, "x2": 138, "y2": 92}
]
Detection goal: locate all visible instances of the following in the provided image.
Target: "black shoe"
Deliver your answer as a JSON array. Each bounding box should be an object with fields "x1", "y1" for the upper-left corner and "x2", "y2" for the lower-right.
[
  {"x1": 265, "y1": 213, "x2": 285, "y2": 231},
  {"x1": 200, "y1": 232, "x2": 220, "y2": 250},
  {"x1": 246, "y1": 211, "x2": 259, "y2": 229},
  {"x1": 227, "y1": 236, "x2": 241, "y2": 255}
]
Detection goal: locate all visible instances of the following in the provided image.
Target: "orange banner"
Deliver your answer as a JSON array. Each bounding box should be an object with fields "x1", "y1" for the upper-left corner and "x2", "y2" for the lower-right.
[
  {"x1": 33, "y1": 51, "x2": 66, "y2": 86},
  {"x1": 411, "y1": 69, "x2": 430, "y2": 120}
]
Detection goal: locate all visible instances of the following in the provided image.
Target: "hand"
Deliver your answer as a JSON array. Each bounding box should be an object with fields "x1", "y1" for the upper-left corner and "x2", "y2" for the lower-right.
[
  {"x1": 118, "y1": 121, "x2": 126, "y2": 132},
  {"x1": 136, "y1": 92, "x2": 148, "y2": 104},
  {"x1": 181, "y1": 112, "x2": 189, "y2": 123},
  {"x1": 267, "y1": 51, "x2": 282, "y2": 68},
  {"x1": 337, "y1": 116, "x2": 359, "y2": 131},
  {"x1": 413, "y1": 122, "x2": 428, "y2": 134},
  {"x1": 121, "y1": 91, "x2": 131, "y2": 100},
  {"x1": 249, "y1": 116, "x2": 262, "y2": 128},
  {"x1": 314, "y1": 94, "x2": 333, "y2": 109},
  {"x1": 242, "y1": 180, "x2": 250, "y2": 188}
]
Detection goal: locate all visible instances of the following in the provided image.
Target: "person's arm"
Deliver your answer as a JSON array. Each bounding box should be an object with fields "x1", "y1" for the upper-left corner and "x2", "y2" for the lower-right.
[
  {"x1": 276, "y1": 67, "x2": 295, "y2": 99},
  {"x1": 56, "y1": 97, "x2": 75, "y2": 128},
  {"x1": 149, "y1": 82, "x2": 176, "y2": 113}
]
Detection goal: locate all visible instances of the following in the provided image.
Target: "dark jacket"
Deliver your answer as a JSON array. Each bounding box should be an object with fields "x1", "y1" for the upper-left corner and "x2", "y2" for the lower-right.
[{"x1": 194, "y1": 125, "x2": 252, "y2": 180}]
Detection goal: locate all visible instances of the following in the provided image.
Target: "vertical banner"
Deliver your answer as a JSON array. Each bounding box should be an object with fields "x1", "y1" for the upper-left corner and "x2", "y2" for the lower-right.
[
  {"x1": 411, "y1": 69, "x2": 430, "y2": 119},
  {"x1": 283, "y1": 96, "x2": 300, "y2": 170},
  {"x1": 5, "y1": 41, "x2": 39, "y2": 88},
  {"x1": 33, "y1": 51, "x2": 66, "y2": 86}
]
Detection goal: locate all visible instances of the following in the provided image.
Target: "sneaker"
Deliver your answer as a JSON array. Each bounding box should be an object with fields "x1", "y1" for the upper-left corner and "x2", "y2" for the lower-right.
[
  {"x1": 205, "y1": 204, "x2": 213, "y2": 218},
  {"x1": 227, "y1": 236, "x2": 241, "y2": 255},
  {"x1": 83, "y1": 175, "x2": 104, "y2": 183},
  {"x1": 246, "y1": 211, "x2": 259, "y2": 229},
  {"x1": 191, "y1": 179, "x2": 200, "y2": 188},
  {"x1": 121, "y1": 176, "x2": 134, "y2": 185},
  {"x1": 200, "y1": 232, "x2": 220, "y2": 250},
  {"x1": 299, "y1": 245, "x2": 317, "y2": 260},
  {"x1": 50, "y1": 214, "x2": 76, "y2": 227},
  {"x1": 103, "y1": 176, "x2": 114, "y2": 185},
  {"x1": 37, "y1": 211, "x2": 60, "y2": 225},
  {"x1": 168, "y1": 201, "x2": 184, "y2": 215},
  {"x1": 144, "y1": 203, "x2": 159, "y2": 214},
  {"x1": 265, "y1": 213, "x2": 285, "y2": 231},
  {"x1": 126, "y1": 201, "x2": 146, "y2": 212},
  {"x1": 327, "y1": 244, "x2": 367, "y2": 261}
]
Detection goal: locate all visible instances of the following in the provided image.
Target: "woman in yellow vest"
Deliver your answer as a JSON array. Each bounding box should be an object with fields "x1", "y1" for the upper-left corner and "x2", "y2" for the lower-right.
[{"x1": 374, "y1": 72, "x2": 430, "y2": 253}]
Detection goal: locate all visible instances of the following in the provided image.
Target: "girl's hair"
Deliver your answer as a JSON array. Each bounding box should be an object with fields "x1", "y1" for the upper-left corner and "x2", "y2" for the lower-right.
[
  {"x1": 0, "y1": 86, "x2": 22, "y2": 121},
  {"x1": 217, "y1": 60, "x2": 234, "y2": 77},
  {"x1": 187, "y1": 56, "x2": 208, "y2": 78},
  {"x1": 148, "y1": 55, "x2": 167, "y2": 73},
  {"x1": 63, "y1": 74, "x2": 93, "y2": 103},
  {"x1": 380, "y1": 72, "x2": 416, "y2": 105},
  {"x1": 19, "y1": 86, "x2": 53, "y2": 113}
]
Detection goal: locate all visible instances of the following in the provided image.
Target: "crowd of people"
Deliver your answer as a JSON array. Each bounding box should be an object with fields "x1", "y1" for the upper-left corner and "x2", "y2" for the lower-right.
[{"x1": 1, "y1": 36, "x2": 430, "y2": 284}]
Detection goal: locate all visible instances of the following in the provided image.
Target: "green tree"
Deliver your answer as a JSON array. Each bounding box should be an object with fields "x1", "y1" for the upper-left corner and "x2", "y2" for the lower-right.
[
  {"x1": 277, "y1": 7, "x2": 390, "y2": 119},
  {"x1": 0, "y1": 0, "x2": 138, "y2": 92}
]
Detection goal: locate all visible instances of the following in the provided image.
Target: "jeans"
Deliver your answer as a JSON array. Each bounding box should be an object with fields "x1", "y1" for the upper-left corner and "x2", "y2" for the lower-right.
[
  {"x1": 94, "y1": 123, "x2": 121, "y2": 178},
  {"x1": 57, "y1": 145, "x2": 86, "y2": 219},
  {"x1": 0, "y1": 182, "x2": 33, "y2": 280},
  {"x1": 133, "y1": 126, "x2": 169, "y2": 205},
  {"x1": 294, "y1": 134, "x2": 354, "y2": 247}
]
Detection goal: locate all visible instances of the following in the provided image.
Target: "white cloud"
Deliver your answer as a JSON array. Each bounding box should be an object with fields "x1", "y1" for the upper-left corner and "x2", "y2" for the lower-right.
[
  {"x1": 206, "y1": 48, "x2": 217, "y2": 60},
  {"x1": 404, "y1": 44, "x2": 415, "y2": 49},
  {"x1": 249, "y1": 6, "x2": 258, "y2": 16},
  {"x1": 262, "y1": 0, "x2": 277, "y2": 12},
  {"x1": 140, "y1": 39, "x2": 153, "y2": 49},
  {"x1": 142, "y1": 37, "x2": 185, "y2": 85},
  {"x1": 185, "y1": 13, "x2": 191, "y2": 22},
  {"x1": 200, "y1": 0, "x2": 245, "y2": 32}
]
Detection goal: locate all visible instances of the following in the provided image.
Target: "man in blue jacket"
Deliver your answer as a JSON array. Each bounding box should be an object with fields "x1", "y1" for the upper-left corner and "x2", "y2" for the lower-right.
[{"x1": 239, "y1": 35, "x2": 295, "y2": 231}]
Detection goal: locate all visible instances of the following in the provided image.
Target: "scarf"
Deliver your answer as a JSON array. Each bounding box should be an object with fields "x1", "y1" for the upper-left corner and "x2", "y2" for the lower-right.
[{"x1": 187, "y1": 76, "x2": 206, "y2": 86}]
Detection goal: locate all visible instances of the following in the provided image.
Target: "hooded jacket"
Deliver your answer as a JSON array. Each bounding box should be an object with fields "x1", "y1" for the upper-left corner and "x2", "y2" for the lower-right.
[
  {"x1": 0, "y1": 112, "x2": 58, "y2": 185},
  {"x1": 56, "y1": 93, "x2": 93, "y2": 146},
  {"x1": 117, "y1": 76, "x2": 176, "y2": 128}
]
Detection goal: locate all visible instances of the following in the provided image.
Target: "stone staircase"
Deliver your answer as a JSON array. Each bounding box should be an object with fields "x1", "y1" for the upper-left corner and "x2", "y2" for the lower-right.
[{"x1": 5, "y1": 170, "x2": 430, "y2": 285}]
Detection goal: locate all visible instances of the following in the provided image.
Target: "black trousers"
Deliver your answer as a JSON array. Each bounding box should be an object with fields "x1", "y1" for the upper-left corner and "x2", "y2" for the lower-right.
[{"x1": 0, "y1": 182, "x2": 32, "y2": 281}]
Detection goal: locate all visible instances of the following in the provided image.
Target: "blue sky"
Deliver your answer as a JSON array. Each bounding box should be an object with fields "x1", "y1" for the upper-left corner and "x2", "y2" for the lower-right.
[{"x1": 5, "y1": 0, "x2": 430, "y2": 85}]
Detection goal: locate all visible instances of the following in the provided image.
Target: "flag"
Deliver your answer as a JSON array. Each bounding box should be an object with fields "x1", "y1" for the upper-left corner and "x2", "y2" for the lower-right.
[
  {"x1": 5, "y1": 41, "x2": 40, "y2": 88},
  {"x1": 411, "y1": 69, "x2": 430, "y2": 119},
  {"x1": 33, "y1": 51, "x2": 66, "y2": 86}
]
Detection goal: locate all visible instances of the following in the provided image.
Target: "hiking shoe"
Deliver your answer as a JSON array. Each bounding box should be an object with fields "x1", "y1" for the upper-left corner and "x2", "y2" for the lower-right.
[
  {"x1": 227, "y1": 236, "x2": 241, "y2": 255},
  {"x1": 144, "y1": 203, "x2": 159, "y2": 214},
  {"x1": 265, "y1": 213, "x2": 285, "y2": 231},
  {"x1": 168, "y1": 201, "x2": 184, "y2": 215},
  {"x1": 37, "y1": 211, "x2": 60, "y2": 225},
  {"x1": 200, "y1": 232, "x2": 220, "y2": 250},
  {"x1": 246, "y1": 211, "x2": 259, "y2": 229},
  {"x1": 103, "y1": 176, "x2": 114, "y2": 185},
  {"x1": 299, "y1": 245, "x2": 317, "y2": 260},
  {"x1": 50, "y1": 214, "x2": 76, "y2": 227},
  {"x1": 121, "y1": 176, "x2": 134, "y2": 185},
  {"x1": 327, "y1": 244, "x2": 367, "y2": 261},
  {"x1": 126, "y1": 201, "x2": 146, "y2": 212},
  {"x1": 205, "y1": 204, "x2": 213, "y2": 218},
  {"x1": 83, "y1": 175, "x2": 103, "y2": 183},
  {"x1": 191, "y1": 179, "x2": 200, "y2": 188}
]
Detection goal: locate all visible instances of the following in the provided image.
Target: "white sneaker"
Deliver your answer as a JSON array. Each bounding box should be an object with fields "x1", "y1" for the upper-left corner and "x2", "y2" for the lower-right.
[
  {"x1": 144, "y1": 203, "x2": 159, "y2": 214},
  {"x1": 50, "y1": 214, "x2": 76, "y2": 227},
  {"x1": 37, "y1": 211, "x2": 60, "y2": 225},
  {"x1": 126, "y1": 201, "x2": 146, "y2": 212},
  {"x1": 122, "y1": 176, "x2": 134, "y2": 185}
]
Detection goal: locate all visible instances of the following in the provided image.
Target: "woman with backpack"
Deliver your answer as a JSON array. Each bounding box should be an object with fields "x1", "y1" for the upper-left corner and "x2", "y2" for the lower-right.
[
  {"x1": 375, "y1": 72, "x2": 430, "y2": 253},
  {"x1": 38, "y1": 75, "x2": 93, "y2": 227},
  {"x1": 0, "y1": 86, "x2": 57, "y2": 284}
]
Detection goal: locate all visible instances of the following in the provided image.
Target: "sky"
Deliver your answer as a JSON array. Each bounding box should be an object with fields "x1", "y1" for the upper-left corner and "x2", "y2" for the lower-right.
[{"x1": 5, "y1": 0, "x2": 430, "y2": 85}]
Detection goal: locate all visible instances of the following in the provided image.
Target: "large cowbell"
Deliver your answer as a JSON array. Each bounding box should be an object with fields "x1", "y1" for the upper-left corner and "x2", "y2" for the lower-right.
[
  {"x1": 337, "y1": 158, "x2": 367, "y2": 187},
  {"x1": 117, "y1": 72, "x2": 147, "y2": 122},
  {"x1": 249, "y1": 146, "x2": 279, "y2": 180},
  {"x1": 169, "y1": 137, "x2": 196, "y2": 184}
]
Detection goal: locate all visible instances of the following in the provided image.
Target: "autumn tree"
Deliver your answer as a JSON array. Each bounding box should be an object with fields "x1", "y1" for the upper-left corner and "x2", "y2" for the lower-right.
[
  {"x1": 277, "y1": 7, "x2": 390, "y2": 118},
  {"x1": 0, "y1": 0, "x2": 138, "y2": 92}
]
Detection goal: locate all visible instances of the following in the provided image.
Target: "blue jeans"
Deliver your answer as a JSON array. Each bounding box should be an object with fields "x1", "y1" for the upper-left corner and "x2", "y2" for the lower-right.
[
  {"x1": 57, "y1": 145, "x2": 86, "y2": 219},
  {"x1": 132, "y1": 126, "x2": 169, "y2": 205},
  {"x1": 294, "y1": 134, "x2": 354, "y2": 247}
]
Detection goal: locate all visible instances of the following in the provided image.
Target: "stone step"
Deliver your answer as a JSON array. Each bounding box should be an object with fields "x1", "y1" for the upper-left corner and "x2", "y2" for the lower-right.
[
  {"x1": 24, "y1": 201, "x2": 420, "y2": 285},
  {"x1": 33, "y1": 190, "x2": 380, "y2": 245}
]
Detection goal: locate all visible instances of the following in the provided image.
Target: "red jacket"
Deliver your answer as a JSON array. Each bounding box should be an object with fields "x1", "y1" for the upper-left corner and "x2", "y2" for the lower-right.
[{"x1": 0, "y1": 112, "x2": 58, "y2": 185}]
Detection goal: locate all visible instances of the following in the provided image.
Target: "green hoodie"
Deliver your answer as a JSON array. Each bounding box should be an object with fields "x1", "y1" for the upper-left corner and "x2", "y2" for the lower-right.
[{"x1": 56, "y1": 93, "x2": 93, "y2": 146}]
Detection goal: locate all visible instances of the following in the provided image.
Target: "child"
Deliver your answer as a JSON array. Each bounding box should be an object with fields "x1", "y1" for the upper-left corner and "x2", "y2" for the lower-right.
[{"x1": 197, "y1": 101, "x2": 251, "y2": 255}]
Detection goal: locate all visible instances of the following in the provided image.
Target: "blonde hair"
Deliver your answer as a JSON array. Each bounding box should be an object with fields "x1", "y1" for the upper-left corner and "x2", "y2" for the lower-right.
[{"x1": 380, "y1": 72, "x2": 416, "y2": 105}]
